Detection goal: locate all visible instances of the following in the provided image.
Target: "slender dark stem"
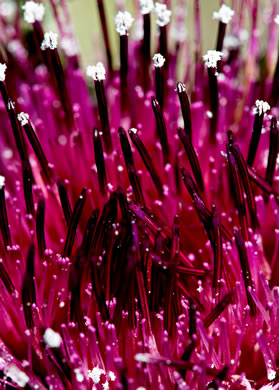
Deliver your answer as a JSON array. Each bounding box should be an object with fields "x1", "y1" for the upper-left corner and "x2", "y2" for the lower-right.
[
  {"x1": 177, "y1": 82, "x2": 192, "y2": 142},
  {"x1": 142, "y1": 13, "x2": 151, "y2": 63},
  {"x1": 247, "y1": 112, "x2": 264, "y2": 167},
  {"x1": 36, "y1": 198, "x2": 46, "y2": 258},
  {"x1": 22, "y1": 121, "x2": 52, "y2": 182},
  {"x1": 118, "y1": 128, "x2": 145, "y2": 205},
  {"x1": 228, "y1": 132, "x2": 258, "y2": 229},
  {"x1": 22, "y1": 160, "x2": 34, "y2": 216},
  {"x1": 0, "y1": 83, "x2": 28, "y2": 163},
  {"x1": 93, "y1": 128, "x2": 107, "y2": 194},
  {"x1": 216, "y1": 21, "x2": 226, "y2": 52},
  {"x1": 57, "y1": 179, "x2": 72, "y2": 226},
  {"x1": 226, "y1": 146, "x2": 248, "y2": 242},
  {"x1": 50, "y1": 48, "x2": 73, "y2": 128},
  {"x1": 155, "y1": 66, "x2": 164, "y2": 109},
  {"x1": 265, "y1": 116, "x2": 278, "y2": 186},
  {"x1": 207, "y1": 67, "x2": 219, "y2": 142},
  {"x1": 96, "y1": 0, "x2": 113, "y2": 74},
  {"x1": 178, "y1": 127, "x2": 204, "y2": 192},
  {"x1": 128, "y1": 129, "x2": 164, "y2": 197},
  {"x1": 151, "y1": 97, "x2": 170, "y2": 165},
  {"x1": 63, "y1": 188, "x2": 87, "y2": 259},
  {"x1": 204, "y1": 291, "x2": 233, "y2": 328},
  {"x1": 94, "y1": 80, "x2": 112, "y2": 152},
  {"x1": 234, "y1": 227, "x2": 257, "y2": 316},
  {"x1": 212, "y1": 205, "x2": 222, "y2": 302},
  {"x1": 22, "y1": 244, "x2": 36, "y2": 329},
  {"x1": 159, "y1": 26, "x2": 167, "y2": 62},
  {"x1": 0, "y1": 185, "x2": 11, "y2": 248},
  {"x1": 120, "y1": 34, "x2": 128, "y2": 112}
]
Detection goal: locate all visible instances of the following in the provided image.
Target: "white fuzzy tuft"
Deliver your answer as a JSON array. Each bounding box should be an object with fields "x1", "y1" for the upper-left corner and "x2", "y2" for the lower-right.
[
  {"x1": 43, "y1": 328, "x2": 62, "y2": 348},
  {"x1": 88, "y1": 367, "x2": 106, "y2": 384},
  {"x1": 275, "y1": 15, "x2": 279, "y2": 25},
  {"x1": 5, "y1": 364, "x2": 29, "y2": 387},
  {"x1": 130, "y1": 128, "x2": 138, "y2": 134},
  {"x1": 0, "y1": 63, "x2": 7, "y2": 82},
  {"x1": 17, "y1": 112, "x2": 30, "y2": 126},
  {"x1": 153, "y1": 53, "x2": 165, "y2": 68},
  {"x1": 115, "y1": 11, "x2": 134, "y2": 36},
  {"x1": 203, "y1": 50, "x2": 223, "y2": 69},
  {"x1": 22, "y1": 1, "x2": 45, "y2": 24},
  {"x1": 139, "y1": 0, "x2": 154, "y2": 15},
  {"x1": 86, "y1": 62, "x2": 106, "y2": 81},
  {"x1": 0, "y1": 176, "x2": 5, "y2": 189},
  {"x1": 253, "y1": 100, "x2": 270, "y2": 116},
  {"x1": 41, "y1": 32, "x2": 58, "y2": 51},
  {"x1": 154, "y1": 3, "x2": 171, "y2": 27},
  {"x1": 213, "y1": 4, "x2": 234, "y2": 24}
]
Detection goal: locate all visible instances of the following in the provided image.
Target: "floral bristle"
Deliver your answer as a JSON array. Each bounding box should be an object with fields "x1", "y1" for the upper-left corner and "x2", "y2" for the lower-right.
[{"x1": 0, "y1": 1, "x2": 278, "y2": 389}]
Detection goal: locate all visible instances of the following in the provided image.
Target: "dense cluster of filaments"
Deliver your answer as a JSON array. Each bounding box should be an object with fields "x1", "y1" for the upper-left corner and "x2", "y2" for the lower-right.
[{"x1": 0, "y1": 0, "x2": 279, "y2": 389}]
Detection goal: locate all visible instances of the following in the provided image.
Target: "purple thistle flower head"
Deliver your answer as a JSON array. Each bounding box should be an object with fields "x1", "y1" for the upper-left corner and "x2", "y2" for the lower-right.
[{"x1": 0, "y1": 0, "x2": 278, "y2": 389}]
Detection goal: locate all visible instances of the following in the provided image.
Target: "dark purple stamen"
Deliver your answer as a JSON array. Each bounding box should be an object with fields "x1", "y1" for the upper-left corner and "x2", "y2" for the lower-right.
[
  {"x1": 120, "y1": 34, "x2": 128, "y2": 112},
  {"x1": 0, "y1": 261, "x2": 14, "y2": 295},
  {"x1": 204, "y1": 291, "x2": 232, "y2": 328},
  {"x1": 117, "y1": 186, "x2": 130, "y2": 220},
  {"x1": 93, "y1": 128, "x2": 107, "y2": 194},
  {"x1": 0, "y1": 92, "x2": 29, "y2": 163},
  {"x1": 212, "y1": 205, "x2": 222, "y2": 301},
  {"x1": 118, "y1": 128, "x2": 145, "y2": 205},
  {"x1": 159, "y1": 25, "x2": 167, "y2": 62},
  {"x1": 128, "y1": 129, "x2": 164, "y2": 197},
  {"x1": 152, "y1": 97, "x2": 170, "y2": 165},
  {"x1": 226, "y1": 146, "x2": 248, "y2": 242},
  {"x1": 0, "y1": 184, "x2": 11, "y2": 248},
  {"x1": 22, "y1": 160, "x2": 34, "y2": 216},
  {"x1": 22, "y1": 243, "x2": 36, "y2": 329},
  {"x1": 228, "y1": 133, "x2": 258, "y2": 229},
  {"x1": 57, "y1": 179, "x2": 72, "y2": 226},
  {"x1": 81, "y1": 209, "x2": 100, "y2": 256},
  {"x1": 142, "y1": 13, "x2": 151, "y2": 62},
  {"x1": 216, "y1": 21, "x2": 226, "y2": 52},
  {"x1": 207, "y1": 67, "x2": 219, "y2": 142},
  {"x1": 94, "y1": 79, "x2": 112, "y2": 152},
  {"x1": 62, "y1": 188, "x2": 87, "y2": 259},
  {"x1": 155, "y1": 66, "x2": 164, "y2": 109},
  {"x1": 180, "y1": 167, "x2": 232, "y2": 242},
  {"x1": 90, "y1": 256, "x2": 110, "y2": 322},
  {"x1": 247, "y1": 108, "x2": 264, "y2": 167},
  {"x1": 96, "y1": 0, "x2": 113, "y2": 73},
  {"x1": 178, "y1": 127, "x2": 204, "y2": 192},
  {"x1": 141, "y1": 13, "x2": 151, "y2": 90},
  {"x1": 234, "y1": 226, "x2": 257, "y2": 316},
  {"x1": 22, "y1": 119, "x2": 52, "y2": 182},
  {"x1": 48, "y1": 48, "x2": 73, "y2": 128},
  {"x1": 36, "y1": 198, "x2": 46, "y2": 258},
  {"x1": 265, "y1": 116, "x2": 278, "y2": 186},
  {"x1": 177, "y1": 82, "x2": 192, "y2": 142}
]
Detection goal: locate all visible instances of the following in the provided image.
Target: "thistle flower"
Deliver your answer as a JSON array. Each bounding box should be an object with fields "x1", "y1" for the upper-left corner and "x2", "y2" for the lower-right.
[{"x1": 0, "y1": 1, "x2": 279, "y2": 389}]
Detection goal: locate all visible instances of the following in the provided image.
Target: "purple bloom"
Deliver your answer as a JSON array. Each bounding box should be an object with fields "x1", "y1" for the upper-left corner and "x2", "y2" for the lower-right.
[{"x1": 0, "y1": 0, "x2": 278, "y2": 389}]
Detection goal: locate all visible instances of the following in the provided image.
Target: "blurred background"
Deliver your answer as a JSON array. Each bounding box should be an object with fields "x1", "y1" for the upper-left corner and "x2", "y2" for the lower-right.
[{"x1": 44, "y1": 0, "x2": 222, "y2": 69}]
